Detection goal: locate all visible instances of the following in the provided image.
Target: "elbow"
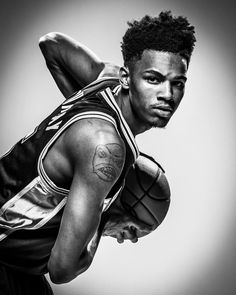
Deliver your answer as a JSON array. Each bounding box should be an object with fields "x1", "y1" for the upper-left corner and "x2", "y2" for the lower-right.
[
  {"x1": 39, "y1": 32, "x2": 57, "y2": 43},
  {"x1": 39, "y1": 32, "x2": 64, "y2": 46},
  {"x1": 48, "y1": 264, "x2": 91, "y2": 285},
  {"x1": 48, "y1": 253, "x2": 93, "y2": 285},
  {"x1": 48, "y1": 262, "x2": 77, "y2": 285},
  {"x1": 48, "y1": 269, "x2": 73, "y2": 285},
  {"x1": 38, "y1": 32, "x2": 61, "y2": 55}
]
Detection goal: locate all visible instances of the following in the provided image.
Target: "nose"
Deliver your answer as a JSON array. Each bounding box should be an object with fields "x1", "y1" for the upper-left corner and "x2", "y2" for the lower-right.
[{"x1": 158, "y1": 81, "x2": 172, "y2": 101}]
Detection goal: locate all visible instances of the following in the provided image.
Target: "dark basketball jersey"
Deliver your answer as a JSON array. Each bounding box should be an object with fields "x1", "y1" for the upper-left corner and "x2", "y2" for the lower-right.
[{"x1": 0, "y1": 77, "x2": 139, "y2": 275}]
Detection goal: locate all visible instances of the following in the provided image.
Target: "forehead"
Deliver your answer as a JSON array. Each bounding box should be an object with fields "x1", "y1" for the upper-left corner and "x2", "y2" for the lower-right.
[{"x1": 131, "y1": 50, "x2": 187, "y2": 77}]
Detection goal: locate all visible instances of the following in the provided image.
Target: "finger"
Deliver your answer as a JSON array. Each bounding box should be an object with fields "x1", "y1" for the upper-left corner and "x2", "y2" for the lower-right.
[
  {"x1": 129, "y1": 226, "x2": 138, "y2": 243},
  {"x1": 122, "y1": 226, "x2": 139, "y2": 243},
  {"x1": 116, "y1": 232, "x2": 124, "y2": 244},
  {"x1": 129, "y1": 221, "x2": 153, "y2": 233},
  {"x1": 131, "y1": 236, "x2": 138, "y2": 243},
  {"x1": 123, "y1": 228, "x2": 136, "y2": 241}
]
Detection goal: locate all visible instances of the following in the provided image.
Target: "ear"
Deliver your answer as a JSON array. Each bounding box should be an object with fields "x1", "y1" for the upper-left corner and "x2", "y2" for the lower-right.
[{"x1": 119, "y1": 67, "x2": 130, "y2": 90}]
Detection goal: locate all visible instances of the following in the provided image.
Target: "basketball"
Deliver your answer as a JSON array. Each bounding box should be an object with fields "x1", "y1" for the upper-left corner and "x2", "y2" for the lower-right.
[{"x1": 120, "y1": 153, "x2": 171, "y2": 236}]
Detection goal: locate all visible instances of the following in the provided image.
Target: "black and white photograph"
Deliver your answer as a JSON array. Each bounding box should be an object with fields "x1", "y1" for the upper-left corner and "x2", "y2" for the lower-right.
[{"x1": 0, "y1": 0, "x2": 235, "y2": 294}]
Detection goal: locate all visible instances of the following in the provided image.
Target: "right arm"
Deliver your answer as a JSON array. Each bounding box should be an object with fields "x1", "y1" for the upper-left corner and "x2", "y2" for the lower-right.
[
  {"x1": 39, "y1": 32, "x2": 119, "y2": 98},
  {"x1": 47, "y1": 119, "x2": 126, "y2": 283}
]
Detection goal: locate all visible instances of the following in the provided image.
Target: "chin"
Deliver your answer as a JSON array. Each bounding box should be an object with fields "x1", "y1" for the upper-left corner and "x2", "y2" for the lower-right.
[{"x1": 150, "y1": 118, "x2": 169, "y2": 128}]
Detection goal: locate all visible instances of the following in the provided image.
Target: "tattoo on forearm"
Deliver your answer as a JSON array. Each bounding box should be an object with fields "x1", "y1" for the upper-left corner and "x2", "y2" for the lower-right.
[{"x1": 92, "y1": 143, "x2": 124, "y2": 182}]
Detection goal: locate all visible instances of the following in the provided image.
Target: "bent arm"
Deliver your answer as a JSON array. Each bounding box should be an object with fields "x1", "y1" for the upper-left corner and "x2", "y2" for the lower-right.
[
  {"x1": 39, "y1": 32, "x2": 120, "y2": 98},
  {"x1": 39, "y1": 32, "x2": 105, "y2": 98},
  {"x1": 47, "y1": 119, "x2": 125, "y2": 284}
]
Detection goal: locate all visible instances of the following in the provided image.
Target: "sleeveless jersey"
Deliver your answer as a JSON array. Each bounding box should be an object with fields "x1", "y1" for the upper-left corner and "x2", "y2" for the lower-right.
[{"x1": 0, "y1": 78, "x2": 139, "y2": 275}]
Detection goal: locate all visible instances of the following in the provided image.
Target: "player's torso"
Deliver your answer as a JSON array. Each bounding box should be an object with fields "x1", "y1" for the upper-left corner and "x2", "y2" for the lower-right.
[{"x1": 0, "y1": 77, "x2": 139, "y2": 274}]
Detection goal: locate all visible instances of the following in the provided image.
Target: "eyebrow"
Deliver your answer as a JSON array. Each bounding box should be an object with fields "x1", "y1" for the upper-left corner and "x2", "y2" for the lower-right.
[
  {"x1": 175, "y1": 75, "x2": 187, "y2": 82},
  {"x1": 144, "y1": 69, "x2": 187, "y2": 82}
]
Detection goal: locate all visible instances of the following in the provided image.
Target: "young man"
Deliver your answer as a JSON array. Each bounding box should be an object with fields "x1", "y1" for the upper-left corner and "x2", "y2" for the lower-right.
[{"x1": 0, "y1": 11, "x2": 196, "y2": 294}]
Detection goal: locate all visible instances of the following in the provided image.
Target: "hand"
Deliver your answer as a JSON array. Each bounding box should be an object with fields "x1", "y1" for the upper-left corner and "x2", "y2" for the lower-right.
[{"x1": 102, "y1": 212, "x2": 153, "y2": 243}]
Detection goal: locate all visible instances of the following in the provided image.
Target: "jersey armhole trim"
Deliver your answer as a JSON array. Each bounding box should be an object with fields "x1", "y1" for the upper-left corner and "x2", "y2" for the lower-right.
[{"x1": 37, "y1": 111, "x2": 120, "y2": 195}]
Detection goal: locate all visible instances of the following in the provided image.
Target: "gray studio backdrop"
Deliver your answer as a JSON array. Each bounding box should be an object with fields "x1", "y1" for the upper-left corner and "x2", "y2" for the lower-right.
[{"x1": 0, "y1": 0, "x2": 235, "y2": 294}]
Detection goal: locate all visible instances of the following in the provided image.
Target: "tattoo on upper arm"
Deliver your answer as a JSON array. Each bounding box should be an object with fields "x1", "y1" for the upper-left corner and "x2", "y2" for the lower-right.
[{"x1": 92, "y1": 143, "x2": 124, "y2": 182}]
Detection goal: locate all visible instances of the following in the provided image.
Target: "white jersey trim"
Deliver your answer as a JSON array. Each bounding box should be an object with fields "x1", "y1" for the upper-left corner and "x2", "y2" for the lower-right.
[
  {"x1": 38, "y1": 111, "x2": 118, "y2": 195},
  {"x1": 0, "y1": 176, "x2": 67, "y2": 241},
  {"x1": 100, "y1": 87, "x2": 139, "y2": 160}
]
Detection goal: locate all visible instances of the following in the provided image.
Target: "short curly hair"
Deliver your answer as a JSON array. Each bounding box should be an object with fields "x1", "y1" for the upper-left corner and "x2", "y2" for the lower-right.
[{"x1": 121, "y1": 11, "x2": 196, "y2": 67}]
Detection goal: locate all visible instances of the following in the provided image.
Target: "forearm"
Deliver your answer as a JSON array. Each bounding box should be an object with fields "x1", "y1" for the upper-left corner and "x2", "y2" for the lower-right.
[
  {"x1": 48, "y1": 215, "x2": 106, "y2": 284},
  {"x1": 76, "y1": 215, "x2": 107, "y2": 275}
]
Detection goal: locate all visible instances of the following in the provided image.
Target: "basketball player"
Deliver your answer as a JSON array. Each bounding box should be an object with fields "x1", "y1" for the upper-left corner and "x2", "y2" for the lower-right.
[{"x1": 0, "y1": 11, "x2": 196, "y2": 294}]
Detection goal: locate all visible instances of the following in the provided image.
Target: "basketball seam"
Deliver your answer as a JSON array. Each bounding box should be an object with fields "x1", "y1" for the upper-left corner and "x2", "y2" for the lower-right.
[
  {"x1": 134, "y1": 164, "x2": 166, "y2": 202},
  {"x1": 125, "y1": 185, "x2": 161, "y2": 225},
  {"x1": 122, "y1": 161, "x2": 169, "y2": 226}
]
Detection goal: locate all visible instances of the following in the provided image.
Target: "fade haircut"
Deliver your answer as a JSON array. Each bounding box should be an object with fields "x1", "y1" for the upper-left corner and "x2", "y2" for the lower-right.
[{"x1": 121, "y1": 11, "x2": 196, "y2": 67}]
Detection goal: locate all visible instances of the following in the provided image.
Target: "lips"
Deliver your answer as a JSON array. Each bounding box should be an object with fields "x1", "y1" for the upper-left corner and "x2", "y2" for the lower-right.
[
  {"x1": 153, "y1": 104, "x2": 173, "y2": 112},
  {"x1": 94, "y1": 164, "x2": 117, "y2": 181},
  {"x1": 152, "y1": 104, "x2": 173, "y2": 118}
]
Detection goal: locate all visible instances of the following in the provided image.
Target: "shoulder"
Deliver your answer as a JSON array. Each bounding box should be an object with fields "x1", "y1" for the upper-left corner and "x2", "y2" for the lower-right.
[
  {"x1": 98, "y1": 62, "x2": 120, "y2": 79},
  {"x1": 63, "y1": 118, "x2": 126, "y2": 168}
]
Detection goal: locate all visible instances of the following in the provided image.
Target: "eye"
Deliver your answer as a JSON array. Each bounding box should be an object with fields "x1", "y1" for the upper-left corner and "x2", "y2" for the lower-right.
[
  {"x1": 172, "y1": 81, "x2": 185, "y2": 90},
  {"x1": 97, "y1": 148, "x2": 107, "y2": 158},
  {"x1": 145, "y1": 76, "x2": 161, "y2": 84}
]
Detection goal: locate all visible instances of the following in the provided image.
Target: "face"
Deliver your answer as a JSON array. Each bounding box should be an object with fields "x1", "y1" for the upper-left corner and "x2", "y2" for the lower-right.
[{"x1": 126, "y1": 50, "x2": 188, "y2": 130}]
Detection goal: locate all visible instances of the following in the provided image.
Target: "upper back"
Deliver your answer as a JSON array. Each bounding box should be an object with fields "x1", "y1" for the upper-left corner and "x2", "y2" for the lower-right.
[{"x1": 0, "y1": 77, "x2": 139, "y2": 203}]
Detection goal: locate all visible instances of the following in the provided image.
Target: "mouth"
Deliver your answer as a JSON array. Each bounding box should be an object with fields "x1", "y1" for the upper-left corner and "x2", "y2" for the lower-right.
[
  {"x1": 152, "y1": 105, "x2": 173, "y2": 118},
  {"x1": 94, "y1": 164, "x2": 117, "y2": 181}
]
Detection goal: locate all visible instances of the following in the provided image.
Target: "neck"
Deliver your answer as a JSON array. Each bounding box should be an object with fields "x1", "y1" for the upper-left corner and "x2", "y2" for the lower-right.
[{"x1": 115, "y1": 88, "x2": 151, "y2": 136}]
